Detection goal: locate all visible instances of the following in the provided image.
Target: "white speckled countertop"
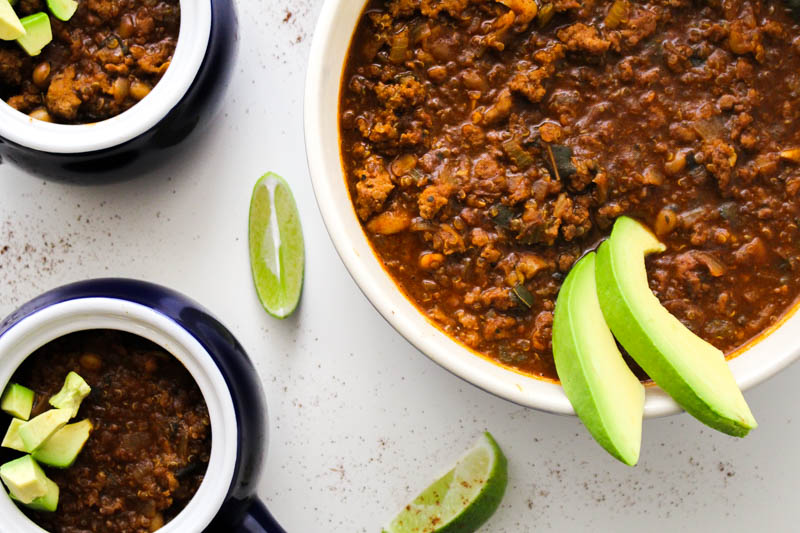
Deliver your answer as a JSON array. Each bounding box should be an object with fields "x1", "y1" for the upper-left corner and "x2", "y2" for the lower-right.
[{"x1": 1, "y1": 1, "x2": 799, "y2": 531}]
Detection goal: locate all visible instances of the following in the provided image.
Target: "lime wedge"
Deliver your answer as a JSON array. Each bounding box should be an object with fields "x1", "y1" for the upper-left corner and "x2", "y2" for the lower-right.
[
  {"x1": 384, "y1": 432, "x2": 508, "y2": 533},
  {"x1": 249, "y1": 172, "x2": 305, "y2": 319}
]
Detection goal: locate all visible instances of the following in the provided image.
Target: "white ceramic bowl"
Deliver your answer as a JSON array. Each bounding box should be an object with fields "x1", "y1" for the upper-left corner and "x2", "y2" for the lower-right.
[
  {"x1": 0, "y1": 0, "x2": 238, "y2": 179},
  {"x1": 0, "y1": 1, "x2": 210, "y2": 154},
  {"x1": 0, "y1": 298, "x2": 237, "y2": 532},
  {"x1": 304, "y1": 0, "x2": 800, "y2": 417},
  {"x1": 0, "y1": 279, "x2": 284, "y2": 531}
]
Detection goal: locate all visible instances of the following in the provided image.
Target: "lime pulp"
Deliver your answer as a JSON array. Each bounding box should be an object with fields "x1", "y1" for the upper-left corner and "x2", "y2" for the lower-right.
[{"x1": 248, "y1": 172, "x2": 305, "y2": 319}]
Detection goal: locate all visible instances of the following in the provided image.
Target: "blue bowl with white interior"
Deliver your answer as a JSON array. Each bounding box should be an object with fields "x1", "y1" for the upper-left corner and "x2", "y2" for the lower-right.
[
  {"x1": 0, "y1": 279, "x2": 285, "y2": 533},
  {"x1": 0, "y1": 0, "x2": 237, "y2": 180}
]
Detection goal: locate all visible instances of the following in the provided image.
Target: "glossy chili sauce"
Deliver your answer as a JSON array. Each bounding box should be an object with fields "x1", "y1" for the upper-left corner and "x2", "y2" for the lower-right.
[
  {"x1": 340, "y1": 0, "x2": 800, "y2": 381},
  {"x1": 1, "y1": 330, "x2": 211, "y2": 533},
  {"x1": 0, "y1": 0, "x2": 180, "y2": 124}
]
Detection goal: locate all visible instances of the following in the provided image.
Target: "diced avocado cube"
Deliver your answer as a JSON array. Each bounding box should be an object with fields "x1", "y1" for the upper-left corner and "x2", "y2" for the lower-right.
[
  {"x1": 0, "y1": 0, "x2": 24, "y2": 41},
  {"x1": 1, "y1": 383, "x2": 34, "y2": 420},
  {"x1": 46, "y1": 0, "x2": 77, "y2": 22},
  {"x1": 10, "y1": 476, "x2": 58, "y2": 512},
  {"x1": 1, "y1": 418, "x2": 28, "y2": 452},
  {"x1": 18, "y1": 408, "x2": 71, "y2": 452},
  {"x1": 33, "y1": 419, "x2": 92, "y2": 468},
  {"x1": 0, "y1": 455, "x2": 49, "y2": 504},
  {"x1": 49, "y1": 372, "x2": 91, "y2": 418},
  {"x1": 16, "y1": 12, "x2": 51, "y2": 57}
]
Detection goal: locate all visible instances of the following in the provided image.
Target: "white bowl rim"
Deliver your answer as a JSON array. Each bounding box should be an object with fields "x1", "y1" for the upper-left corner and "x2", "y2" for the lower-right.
[
  {"x1": 304, "y1": 0, "x2": 800, "y2": 418},
  {"x1": 0, "y1": 297, "x2": 238, "y2": 532},
  {"x1": 0, "y1": 0, "x2": 211, "y2": 154}
]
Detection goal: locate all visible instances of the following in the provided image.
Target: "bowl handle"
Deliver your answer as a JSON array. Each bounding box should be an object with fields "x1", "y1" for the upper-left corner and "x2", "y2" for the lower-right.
[{"x1": 235, "y1": 498, "x2": 287, "y2": 533}]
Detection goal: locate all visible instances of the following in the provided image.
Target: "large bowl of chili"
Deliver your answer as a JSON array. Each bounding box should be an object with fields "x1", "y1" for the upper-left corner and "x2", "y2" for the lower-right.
[
  {"x1": 0, "y1": 0, "x2": 238, "y2": 180},
  {"x1": 305, "y1": 0, "x2": 800, "y2": 417},
  {"x1": 0, "y1": 279, "x2": 286, "y2": 532}
]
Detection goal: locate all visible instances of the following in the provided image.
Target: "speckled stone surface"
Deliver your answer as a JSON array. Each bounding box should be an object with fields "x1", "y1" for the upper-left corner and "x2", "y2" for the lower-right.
[{"x1": 1, "y1": 1, "x2": 799, "y2": 531}]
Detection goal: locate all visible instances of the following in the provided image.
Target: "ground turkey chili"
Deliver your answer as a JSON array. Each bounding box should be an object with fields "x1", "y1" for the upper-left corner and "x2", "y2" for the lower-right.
[
  {"x1": 0, "y1": 0, "x2": 180, "y2": 124},
  {"x1": 1, "y1": 330, "x2": 211, "y2": 533},
  {"x1": 340, "y1": 0, "x2": 800, "y2": 381}
]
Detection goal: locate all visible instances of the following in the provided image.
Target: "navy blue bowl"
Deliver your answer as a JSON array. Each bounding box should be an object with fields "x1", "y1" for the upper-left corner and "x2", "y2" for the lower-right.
[
  {"x1": 0, "y1": 279, "x2": 285, "y2": 533},
  {"x1": 0, "y1": 0, "x2": 238, "y2": 182}
]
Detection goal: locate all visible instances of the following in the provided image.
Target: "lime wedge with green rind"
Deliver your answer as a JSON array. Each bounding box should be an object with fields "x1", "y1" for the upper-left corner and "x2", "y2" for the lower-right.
[
  {"x1": 383, "y1": 432, "x2": 508, "y2": 533},
  {"x1": 249, "y1": 172, "x2": 305, "y2": 319}
]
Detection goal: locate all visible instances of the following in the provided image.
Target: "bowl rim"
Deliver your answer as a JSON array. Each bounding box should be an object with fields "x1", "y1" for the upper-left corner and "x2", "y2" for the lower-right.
[
  {"x1": 0, "y1": 297, "x2": 237, "y2": 532},
  {"x1": 0, "y1": 0, "x2": 211, "y2": 154},
  {"x1": 304, "y1": 0, "x2": 800, "y2": 418}
]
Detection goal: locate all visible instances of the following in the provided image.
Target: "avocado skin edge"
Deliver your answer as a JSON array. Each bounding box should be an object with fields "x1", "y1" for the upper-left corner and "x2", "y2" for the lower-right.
[{"x1": 595, "y1": 218, "x2": 756, "y2": 437}]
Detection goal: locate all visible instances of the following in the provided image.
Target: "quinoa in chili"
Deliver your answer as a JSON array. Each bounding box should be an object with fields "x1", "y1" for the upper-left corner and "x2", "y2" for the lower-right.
[
  {"x1": 340, "y1": 0, "x2": 800, "y2": 380},
  {"x1": 0, "y1": 0, "x2": 180, "y2": 124},
  {"x1": 0, "y1": 330, "x2": 210, "y2": 533}
]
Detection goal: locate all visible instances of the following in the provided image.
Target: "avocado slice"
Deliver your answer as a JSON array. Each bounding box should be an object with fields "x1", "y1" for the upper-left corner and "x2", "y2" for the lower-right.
[
  {"x1": 49, "y1": 371, "x2": 91, "y2": 417},
  {"x1": 595, "y1": 216, "x2": 757, "y2": 436},
  {"x1": 0, "y1": 0, "x2": 24, "y2": 41},
  {"x1": 0, "y1": 455, "x2": 49, "y2": 504},
  {"x1": 33, "y1": 419, "x2": 92, "y2": 468},
  {"x1": 46, "y1": 0, "x2": 77, "y2": 21},
  {"x1": 553, "y1": 252, "x2": 645, "y2": 466},
  {"x1": 16, "y1": 12, "x2": 51, "y2": 56},
  {"x1": 10, "y1": 476, "x2": 58, "y2": 512},
  {"x1": 1, "y1": 418, "x2": 28, "y2": 452},
  {"x1": 18, "y1": 408, "x2": 72, "y2": 452},
  {"x1": 1, "y1": 383, "x2": 34, "y2": 420}
]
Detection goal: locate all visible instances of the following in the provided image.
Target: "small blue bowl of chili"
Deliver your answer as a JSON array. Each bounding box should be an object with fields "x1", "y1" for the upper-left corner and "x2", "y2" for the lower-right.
[
  {"x1": 0, "y1": 0, "x2": 237, "y2": 180},
  {"x1": 0, "y1": 279, "x2": 286, "y2": 533}
]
